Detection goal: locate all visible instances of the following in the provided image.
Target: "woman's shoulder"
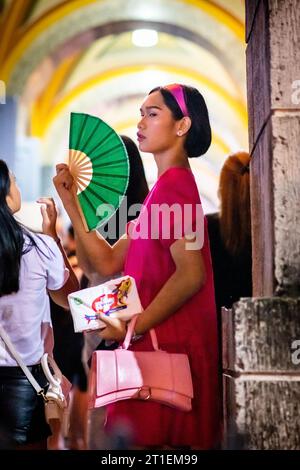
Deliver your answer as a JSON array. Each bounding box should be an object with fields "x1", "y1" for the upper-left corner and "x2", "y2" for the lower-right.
[
  {"x1": 156, "y1": 167, "x2": 195, "y2": 190},
  {"x1": 159, "y1": 167, "x2": 195, "y2": 185},
  {"x1": 24, "y1": 232, "x2": 61, "y2": 261},
  {"x1": 24, "y1": 231, "x2": 54, "y2": 246},
  {"x1": 155, "y1": 167, "x2": 199, "y2": 203},
  {"x1": 21, "y1": 232, "x2": 68, "y2": 290}
]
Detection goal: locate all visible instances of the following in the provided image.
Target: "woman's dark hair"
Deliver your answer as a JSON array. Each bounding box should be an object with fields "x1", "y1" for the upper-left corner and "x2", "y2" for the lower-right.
[
  {"x1": 120, "y1": 135, "x2": 149, "y2": 207},
  {"x1": 219, "y1": 151, "x2": 251, "y2": 255},
  {"x1": 98, "y1": 136, "x2": 149, "y2": 244},
  {"x1": 0, "y1": 159, "x2": 34, "y2": 296},
  {"x1": 149, "y1": 85, "x2": 211, "y2": 158}
]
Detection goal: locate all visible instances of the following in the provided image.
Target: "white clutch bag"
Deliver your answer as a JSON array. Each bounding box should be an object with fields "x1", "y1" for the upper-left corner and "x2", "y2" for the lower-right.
[{"x1": 68, "y1": 275, "x2": 142, "y2": 332}]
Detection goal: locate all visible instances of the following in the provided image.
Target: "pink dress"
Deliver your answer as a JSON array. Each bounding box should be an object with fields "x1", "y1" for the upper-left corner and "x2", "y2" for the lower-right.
[{"x1": 105, "y1": 167, "x2": 221, "y2": 448}]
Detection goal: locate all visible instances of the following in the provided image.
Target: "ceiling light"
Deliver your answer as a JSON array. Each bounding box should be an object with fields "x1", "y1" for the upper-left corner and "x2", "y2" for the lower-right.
[{"x1": 132, "y1": 29, "x2": 158, "y2": 48}]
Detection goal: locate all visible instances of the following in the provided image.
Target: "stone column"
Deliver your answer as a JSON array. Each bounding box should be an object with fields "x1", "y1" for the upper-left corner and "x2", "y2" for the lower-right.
[
  {"x1": 223, "y1": 0, "x2": 300, "y2": 450},
  {"x1": 247, "y1": 0, "x2": 300, "y2": 297},
  {"x1": 223, "y1": 300, "x2": 300, "y2": 449}
]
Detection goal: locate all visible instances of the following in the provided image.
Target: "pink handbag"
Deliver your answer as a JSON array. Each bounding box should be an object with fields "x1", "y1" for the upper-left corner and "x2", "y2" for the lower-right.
[{"x1": 88, "y1": 316, "x2": 194, "y2": 411}]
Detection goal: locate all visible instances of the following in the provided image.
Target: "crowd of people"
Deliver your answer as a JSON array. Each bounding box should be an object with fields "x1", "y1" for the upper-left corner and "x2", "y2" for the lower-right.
[{"x1": 0, "y1": 83, "x2": 252, "y2": 450}]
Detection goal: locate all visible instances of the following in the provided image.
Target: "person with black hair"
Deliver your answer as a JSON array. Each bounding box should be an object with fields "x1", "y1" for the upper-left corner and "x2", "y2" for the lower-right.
[
  {"x1": 0, "y1": 160, "x2": 79, "y2": 449},
  {"x1": 97, "y1": 135, "x2": 149, "y2": 245},
  {"x1": 53, "y1": 84, "x2": 221, "y2": 449}
]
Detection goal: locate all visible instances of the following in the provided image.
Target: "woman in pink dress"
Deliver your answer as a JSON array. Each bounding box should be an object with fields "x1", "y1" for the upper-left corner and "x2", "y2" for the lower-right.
[{"x1": 54, "y1": 84, "x2": 222, "y2": 449}]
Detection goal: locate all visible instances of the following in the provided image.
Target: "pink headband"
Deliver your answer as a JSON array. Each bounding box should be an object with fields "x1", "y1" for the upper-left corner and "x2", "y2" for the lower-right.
[{"x1": 163, "y1": 84, "x2": 189, "y2": 117}]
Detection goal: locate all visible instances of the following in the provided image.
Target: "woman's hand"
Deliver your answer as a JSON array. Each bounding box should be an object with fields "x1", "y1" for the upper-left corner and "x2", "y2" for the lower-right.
[
  {"x1": 96, "y1": 315, "x2": 127, "y2": 342},
  {"x1": 53, "y1": 164, "x2": 77, "y2": 208},
  {"x1": 37, "y1": 197, "x2": 58, "y2": 239}
]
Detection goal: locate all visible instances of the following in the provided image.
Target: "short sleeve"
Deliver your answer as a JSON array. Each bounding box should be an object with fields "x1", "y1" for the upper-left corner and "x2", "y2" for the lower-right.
[
  {"x1": 40, "y1": 237, "x2": 70, "y2": 290},
  {"x1": 153, "y1": 169, "x2": 204, "y2": 251}
]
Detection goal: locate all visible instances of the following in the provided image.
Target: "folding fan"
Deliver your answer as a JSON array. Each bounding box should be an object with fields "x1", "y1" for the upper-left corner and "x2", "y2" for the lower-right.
[{"x1": 68, "y1": 113, "x2": 129, "y2": 231}]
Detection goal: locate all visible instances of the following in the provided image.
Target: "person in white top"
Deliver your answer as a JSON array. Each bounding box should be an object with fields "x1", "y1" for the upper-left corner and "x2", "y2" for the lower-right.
[{"x1": 0, "y1": 159, "x2": 79, "y2": 450}]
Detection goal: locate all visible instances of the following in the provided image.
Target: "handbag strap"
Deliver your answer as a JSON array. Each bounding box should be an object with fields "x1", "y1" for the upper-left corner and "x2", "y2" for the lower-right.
[
  {"x1": 122, "y1": 315, "x2": 159, "y2": 351},
  {"x1": 41, "y1": 353, "x2": 62, "y2": 388},
  {"x1": 0, "y1": 324, "x2": 46, "y2": 399}
]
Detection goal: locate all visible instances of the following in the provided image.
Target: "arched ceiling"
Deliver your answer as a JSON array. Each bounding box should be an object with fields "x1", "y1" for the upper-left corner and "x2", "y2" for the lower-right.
[
  {"x1": 0, "y1": 0, "x2": 247, "y2": 213},
  {"x1": 1, "y1": 0, "x2": 246, "y2": 93}
]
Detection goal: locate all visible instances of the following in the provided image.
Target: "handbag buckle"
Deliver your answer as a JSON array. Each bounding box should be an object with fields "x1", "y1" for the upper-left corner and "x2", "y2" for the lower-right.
[
  {"x1": 137, "y1": 386, "x2": 151, "y2": 400},
  {"x1": 38, "y1": 389, "x2": 49, "y2": 402}
]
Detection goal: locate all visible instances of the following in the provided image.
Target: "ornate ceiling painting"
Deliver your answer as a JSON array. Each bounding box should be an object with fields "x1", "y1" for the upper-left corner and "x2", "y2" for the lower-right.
[{"x1": 0, "y1": 0, "x2": 247, "y2": 212}]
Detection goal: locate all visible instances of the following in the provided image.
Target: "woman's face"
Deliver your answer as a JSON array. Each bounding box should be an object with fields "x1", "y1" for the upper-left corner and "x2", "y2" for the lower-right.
[
  {"x1": 6, "y1": 173, "x2": 21, "y2": 213},
  {"x1": 137, "y1": 90, "x2": 180, "y2": 155}
]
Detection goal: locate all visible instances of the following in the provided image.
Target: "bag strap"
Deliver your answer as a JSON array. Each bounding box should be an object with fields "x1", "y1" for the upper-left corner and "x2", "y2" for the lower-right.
[
  {"x1": 41, "y1": 353, "x2": 67, "y2": 403},
  {"x1": 41, "y1": 353, "x2": 62, "y2": 388},
  {"x1": 122, "y1": 315, "x2": 159, "y2": 351},
  {"x1": 0, "y1": 324, "x2": 47, "y2": 400}
]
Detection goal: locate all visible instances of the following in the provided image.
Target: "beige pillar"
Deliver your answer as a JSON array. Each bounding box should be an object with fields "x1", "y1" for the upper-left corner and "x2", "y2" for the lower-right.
[
  {"x1": 223, "y1": 0, "x2": 300, "y2": 450},
  {"x1": 247, "y1": 0, "x2": 300, "y2": 297}
]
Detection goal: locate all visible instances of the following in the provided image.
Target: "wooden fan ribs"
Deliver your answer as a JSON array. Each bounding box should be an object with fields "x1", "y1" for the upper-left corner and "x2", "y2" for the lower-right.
[{"x1": 69, "y1": 149, "x2": 93, "y2": 193}]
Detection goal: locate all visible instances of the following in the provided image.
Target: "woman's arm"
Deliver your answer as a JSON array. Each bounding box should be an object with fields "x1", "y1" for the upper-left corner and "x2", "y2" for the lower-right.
[
  {"x1": 37, "y1": 197, "x2": 79, "y2": 308},
  {"x1": 74, "y1": 229, "x2": 129, "y2": 278},
  {"x1": 47, "y1": 237, "x2": 79, "y2": 309},
  {"x1": 99, "y1": 236, "x2": 206, "y2": 341},
  {"x1": 135, "y1": 237, "x2": 206, "y2": 334},
  {"x1": 53, "y1": 164, "x2": 129, "y2": 277}
]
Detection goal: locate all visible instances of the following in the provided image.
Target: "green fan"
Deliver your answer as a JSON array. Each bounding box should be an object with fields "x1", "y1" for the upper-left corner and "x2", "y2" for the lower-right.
[{"x1": 69, "y1": 112, "x2": 129, "y2": 231}]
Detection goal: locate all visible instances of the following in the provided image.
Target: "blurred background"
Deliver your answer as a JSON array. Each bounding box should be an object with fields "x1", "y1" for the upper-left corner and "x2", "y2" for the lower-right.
[{"x1": 0, "y1": 0, "x2": 247, "y2": 228}]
